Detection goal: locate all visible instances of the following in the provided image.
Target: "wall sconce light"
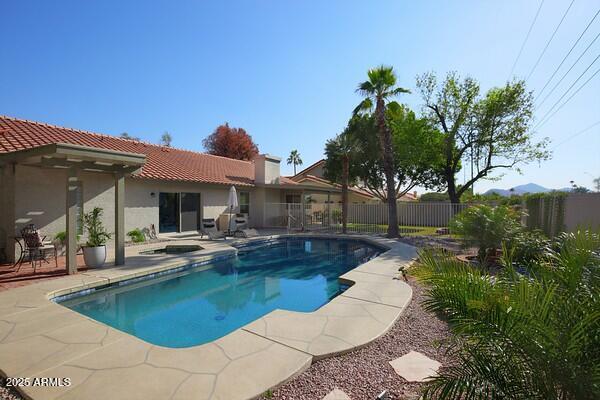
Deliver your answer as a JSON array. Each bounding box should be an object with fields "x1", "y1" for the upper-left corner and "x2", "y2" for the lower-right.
[{"x1": 150, "y1": 192, "x2": 156, "y2": 198}]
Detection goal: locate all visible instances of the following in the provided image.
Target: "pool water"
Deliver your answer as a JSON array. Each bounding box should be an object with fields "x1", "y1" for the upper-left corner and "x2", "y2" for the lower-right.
[{"x1": 58, "y1": 238, "x2": 382, "y2": 348}]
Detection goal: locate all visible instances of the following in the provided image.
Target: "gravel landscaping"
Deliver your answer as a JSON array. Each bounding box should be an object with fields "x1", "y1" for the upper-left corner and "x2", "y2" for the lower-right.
[
  {"x1": 0, "y1": 378, "x2": 23, "y2": 400},
  {"x1": 260, "y1": 278, "x2": 451, "y2": 400}
]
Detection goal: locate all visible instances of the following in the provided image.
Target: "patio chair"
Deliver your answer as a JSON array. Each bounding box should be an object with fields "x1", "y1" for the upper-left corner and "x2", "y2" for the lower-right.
[
  {"x1": 233, "y1": 214, "x2": 258, "y2": 238},
  {"x1": 231, "y1": 215, "x2": 258, "y2": 238},
  {"x1": 201, "y1": 219, "x2": 226, "y2": 240},
  {"x1": 233, "y1": 214, "x2": 248, "y2": 230},
  {"x1": 20, "y1": 224, "x2": 58, "y2": 270}
]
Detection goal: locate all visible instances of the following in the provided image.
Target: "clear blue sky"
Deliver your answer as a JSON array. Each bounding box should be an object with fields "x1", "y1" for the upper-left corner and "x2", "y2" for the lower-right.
[{"x1": 2, "y1": 0, "x2": 598, "y2": 192}]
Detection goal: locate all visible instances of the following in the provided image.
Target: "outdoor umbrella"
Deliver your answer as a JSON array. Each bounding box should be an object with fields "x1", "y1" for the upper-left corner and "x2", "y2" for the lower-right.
[{"x1": 227, "y1": 186, "x2": 238, "y2": 234}]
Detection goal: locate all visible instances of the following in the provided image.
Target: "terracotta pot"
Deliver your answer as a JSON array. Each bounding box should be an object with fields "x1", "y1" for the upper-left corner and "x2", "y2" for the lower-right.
[{"x1": 83, "y1": 245, "x2": 107, "y2": 268}]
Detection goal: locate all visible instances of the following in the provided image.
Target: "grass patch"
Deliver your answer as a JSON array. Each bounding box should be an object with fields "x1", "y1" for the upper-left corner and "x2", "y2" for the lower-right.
[{"x1": 342, "y1": 224, "x2": 447, "y2": 236}]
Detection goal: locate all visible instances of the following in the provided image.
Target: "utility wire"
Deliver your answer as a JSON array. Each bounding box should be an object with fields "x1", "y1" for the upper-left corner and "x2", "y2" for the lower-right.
[
  {"x1": 537, "y1": 30, "x2": 600, "y2": 108},
  {"x1": 550, "y1": 120, "x2": 600, "y2": 149},
  {"x1": 508, "y1": 0, "x2": 545, "y2": 79},
  {"x1": 537, "y1": 8, "x2": 600, "y2": 99},
  {"x1": 537, "y1": 63, "x2": 600, "y2": 129},
  {"x1": 526, "y1": 0, "x2": 576, "y2": 81}
]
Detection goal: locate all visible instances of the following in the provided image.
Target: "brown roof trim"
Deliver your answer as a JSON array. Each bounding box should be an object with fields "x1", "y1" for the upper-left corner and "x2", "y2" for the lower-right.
[{"x1": 291, "y1": 159, "x2": 325, "y2": 178}]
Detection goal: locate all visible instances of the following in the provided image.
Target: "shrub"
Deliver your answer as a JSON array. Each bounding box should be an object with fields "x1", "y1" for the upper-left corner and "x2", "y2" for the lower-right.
[
  {"x1": 330, "y1": 208, "x2": 342, "y2": 224},
  {"x1": 127, "y1": 228, "x2": 146, "y2": 243},
  {"x1": 505, "y1": 229, "x2": 551, "y2": 267},
  {"x1": 420, "y1": 192, "x2": 450, "y2": 202},
  {"x1": 450, "y1": 204, "x2": 522, "y2": 260},
  {"x1": 54, "y1": 231, "x2": 81, "y2": 244},
  {"x1": 414, "y1": 230, "x2": 600, "y2": 400},
  {"x1": 54, "y1": 231, "x2": 67, "y2": 243},
  {"x1": 83, "y1": 207, "x2": 111, "y2": 247}
]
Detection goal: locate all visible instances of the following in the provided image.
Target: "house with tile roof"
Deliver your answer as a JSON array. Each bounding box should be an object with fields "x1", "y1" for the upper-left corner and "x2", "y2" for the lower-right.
[
  {"x1": 288, "y1": 159, "x2": 418, "y2": 202},
  {"x1": 0, "y1": 116, "x2": 377, "y2": 270}
]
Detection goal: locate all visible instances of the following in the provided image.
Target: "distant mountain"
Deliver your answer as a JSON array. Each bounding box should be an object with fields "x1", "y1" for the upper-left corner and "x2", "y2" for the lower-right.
[{"x1": 484, "y1": 183, "x2": 553, "y2": 196}]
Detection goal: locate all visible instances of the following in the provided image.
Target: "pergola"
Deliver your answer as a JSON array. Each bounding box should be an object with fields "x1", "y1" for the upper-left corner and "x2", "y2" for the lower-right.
[{"x1": 0, "y1": 142, "x2": 146, "y2": 274}]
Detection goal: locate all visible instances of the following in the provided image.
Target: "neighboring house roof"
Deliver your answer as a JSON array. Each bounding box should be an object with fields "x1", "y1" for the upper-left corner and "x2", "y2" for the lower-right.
[
  {"x1": 401, "y1": 192, "x2": 418, "y2": 201},
  {"x1": 292, "y1": 159, "x2": 325, "y2": 178},
  {"x1": 278, "y1": 176, "x2": 299, "y2": 185},
  {"x1": 293, "y1": 174, "x2": 375, "y2": 199},
  {"x1": 0, "y1": 116, "x2": 254, "y2": 186}
]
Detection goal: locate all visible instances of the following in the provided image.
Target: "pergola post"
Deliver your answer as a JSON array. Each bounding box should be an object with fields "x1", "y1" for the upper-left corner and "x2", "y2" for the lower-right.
[
  {"x1": 1, "y1": 164, "x2": 17, "y2": 263},
  {"x1": 114, "y1": 172, "x2": 125, "y2": 265},
  {"x1": 66, "y1": 168, "x2": 79, "y2": 275}
]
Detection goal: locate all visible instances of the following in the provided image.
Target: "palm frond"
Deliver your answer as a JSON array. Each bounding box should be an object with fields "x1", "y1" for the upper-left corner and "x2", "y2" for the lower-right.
[
  {"x1": 352, "y1": 98, "x2": 373, "y2": 116},
  {"x1": 416, "y1": 230, "x2": 600, "y2": 400}
]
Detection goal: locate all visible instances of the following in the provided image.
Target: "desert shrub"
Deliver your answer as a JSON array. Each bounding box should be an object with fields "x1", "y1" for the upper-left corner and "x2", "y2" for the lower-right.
[
  {"x1": 450, "y1": 204, "x2": 522, "y2": 260},
  {"x1": 127, "y1": 228, "x2": 146, "y2": 243},
  {"x1": 505, "y1": 229, "x2": 551, "y2": 266},
  {"x1": 414, "y1": 230, "x2": 600, "y2": 400}
]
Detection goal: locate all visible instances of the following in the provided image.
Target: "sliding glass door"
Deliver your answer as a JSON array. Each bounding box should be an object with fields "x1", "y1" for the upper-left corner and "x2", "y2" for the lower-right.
[
  {"x1": 159, "y1": 193, "x2": 179, "y2": 233},
  {"x1": 159, "y1": 192, "x2": 202, "y2": 233},
  {"x1": 180, "y1": 193, "x2": 201, "y2": 232}
]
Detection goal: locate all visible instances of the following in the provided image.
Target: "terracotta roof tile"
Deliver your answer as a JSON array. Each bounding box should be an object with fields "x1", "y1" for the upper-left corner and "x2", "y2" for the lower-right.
[{"x1": 0, "y1": 116, "x2": 255, "y2": 186}]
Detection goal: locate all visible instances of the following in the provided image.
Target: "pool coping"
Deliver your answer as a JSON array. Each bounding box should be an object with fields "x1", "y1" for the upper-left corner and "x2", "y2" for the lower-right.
[{"x1": 0, "y1": 234, "x2": 417, "y2": 400}]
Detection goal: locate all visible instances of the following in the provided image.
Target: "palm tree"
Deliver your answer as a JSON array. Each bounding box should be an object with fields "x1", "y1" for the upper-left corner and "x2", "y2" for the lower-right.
[
  {"x1": 287, "y1": 150, "x2": 303, "y2": 175},
  {"x1": 414, "y1": 230, "x2": 600, "y2": 400},
  {"x1": 354, "y1": 66, "x2": 410, "y2": 237},
  {"x1": 160, "y1": 131, "x2": 172, "y2": 147},
  {"x1": 325, "y1": 133, "x2": 357, "y2": 234}
]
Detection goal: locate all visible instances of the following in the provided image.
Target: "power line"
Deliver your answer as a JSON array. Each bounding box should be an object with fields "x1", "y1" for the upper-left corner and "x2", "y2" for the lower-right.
[
  {"x1": 537, "y1": 63, "x2": 600, "y2": 129},
  {"x1": 526, "y1": 0, "x2": 576, "y2": 81},
  {"x1": 508, "y1": 0, "x2": 545, "y2": 79},
  {"x1": 536, "y1": 30, "x2": 600, "y2": 108},
  {"x1": 537, "y1": 8, "x2": 600, "y2": 99},
  {"x1": 551, "y1": 120, "x2": 600, "y2": 149}
]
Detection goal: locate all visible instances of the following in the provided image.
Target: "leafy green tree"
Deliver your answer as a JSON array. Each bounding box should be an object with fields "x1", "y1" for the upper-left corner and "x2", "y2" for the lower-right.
[
  {"x1": 354, "y1": 66, "x2": 410, "y2": 237},
  {"x1": 326, "y1": 107, "x2": 444, "y2": 202},
  {"x1": 572, "y1": 186, "x2": 590, "y2": 193},
  {"x1": 324, "y1": 133, "x2": 358, "y2": 233},
  {"x1": 416, "y1": 72, "x2": 550, "y2": 204},
  {"x1": 160, "y1": 131, "x2": 172, "y2": 147},
  {"x1": 594, "y1": 177, "x2": 600, "y2": 192},
  {"x1": 120, "y1": 132, "x2": 140, "y2": 141},
  {"x1": 287, "y1": 150, "x2": 303, "y2": 175},
  {"x1": 414, "y1": 230, "x2": 600, "y2": 400}
]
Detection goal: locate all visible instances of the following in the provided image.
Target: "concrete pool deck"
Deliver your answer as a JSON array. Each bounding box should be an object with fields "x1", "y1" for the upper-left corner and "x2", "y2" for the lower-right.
[{"x1": 0, "y1": 234, "x2": 417, "y2": 400}]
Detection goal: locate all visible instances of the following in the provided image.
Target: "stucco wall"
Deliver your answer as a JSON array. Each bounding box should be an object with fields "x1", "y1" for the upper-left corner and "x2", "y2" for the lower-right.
[
  {"x1": 5, "y1": 165, "x2": 266, "y2": 248},
  {"x1": 12, "y1": 165, "x2": 116, "y2": 239}
]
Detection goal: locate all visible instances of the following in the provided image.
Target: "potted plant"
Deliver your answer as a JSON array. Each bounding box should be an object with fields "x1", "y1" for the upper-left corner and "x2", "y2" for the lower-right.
[{"x1": 82, "y1": 207, "x2": 112, "y2": 268}]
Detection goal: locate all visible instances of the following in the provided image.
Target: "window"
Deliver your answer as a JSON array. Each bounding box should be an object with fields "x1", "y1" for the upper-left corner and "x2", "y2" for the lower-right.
[{"x1": 239, "y1": 192, "x2": 250, "y2": 214}]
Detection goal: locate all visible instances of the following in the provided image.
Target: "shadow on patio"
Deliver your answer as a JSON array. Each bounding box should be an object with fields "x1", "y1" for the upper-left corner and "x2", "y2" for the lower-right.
[{"x1": 0, "y1": 255, "x2": 88, "y2": 291}]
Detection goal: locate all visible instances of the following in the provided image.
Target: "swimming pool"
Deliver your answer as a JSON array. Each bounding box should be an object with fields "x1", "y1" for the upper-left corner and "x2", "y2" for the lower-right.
[{"x1": 57, "y1": 237, "x2": 383, "y2": 348}]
